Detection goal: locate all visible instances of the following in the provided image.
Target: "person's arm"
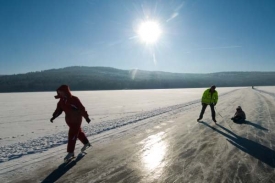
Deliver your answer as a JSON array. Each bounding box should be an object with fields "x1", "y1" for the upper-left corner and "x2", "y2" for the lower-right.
[
  {"x1": 74, "y1": 97, "x2": 91, "y2": 123},
  {"x1": 231, "y1": 111, "x2": 237, "y2": 120},
  {"x1": 201, "y1": 90, "x2": 207, "y2": 104},
  {"x1": 51, "y1": 101, "x2": 63, "y2": 122},
  {"x1": 214, "y1": 91, "x2": 218, "y2": 105}
]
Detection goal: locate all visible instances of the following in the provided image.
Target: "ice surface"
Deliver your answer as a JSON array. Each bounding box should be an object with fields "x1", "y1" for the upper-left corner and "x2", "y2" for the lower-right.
[{"x1": 2, "y1": 87, "x2": 275, "y2": 183}]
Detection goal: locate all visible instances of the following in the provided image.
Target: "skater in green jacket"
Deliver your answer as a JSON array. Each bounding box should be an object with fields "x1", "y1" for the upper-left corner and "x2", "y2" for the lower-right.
[{"x1": 197, "y1": 85, "x2": 218, "y2": 123}]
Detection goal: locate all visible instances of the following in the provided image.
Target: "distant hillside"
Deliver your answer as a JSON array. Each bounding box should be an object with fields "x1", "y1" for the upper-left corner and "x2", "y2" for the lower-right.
[{"x1": 0, "y1": 66, "x2": 274, "y2": 92}]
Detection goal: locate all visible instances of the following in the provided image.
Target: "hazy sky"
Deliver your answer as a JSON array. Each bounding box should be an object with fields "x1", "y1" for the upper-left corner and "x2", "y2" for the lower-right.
[{"x1": 1, "y1": 0, "x2": 275, "y2": 75}]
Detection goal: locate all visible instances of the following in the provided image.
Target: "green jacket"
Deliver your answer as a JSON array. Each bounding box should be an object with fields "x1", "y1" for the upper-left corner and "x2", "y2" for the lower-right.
[{"x1": 201, "y1": 88, "x2": 218, "y2": 105}]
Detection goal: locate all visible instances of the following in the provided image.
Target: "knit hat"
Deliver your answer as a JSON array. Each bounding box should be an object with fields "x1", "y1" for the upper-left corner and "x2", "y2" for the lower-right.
[{"x1": 236, "y1": 106, "x2": 242, "y2": 110}]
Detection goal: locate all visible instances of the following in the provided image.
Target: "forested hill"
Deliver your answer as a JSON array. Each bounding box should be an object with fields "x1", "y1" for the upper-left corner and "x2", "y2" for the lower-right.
[{"x1": 0, "y1": 66, "x2": 274, "y2": 92}]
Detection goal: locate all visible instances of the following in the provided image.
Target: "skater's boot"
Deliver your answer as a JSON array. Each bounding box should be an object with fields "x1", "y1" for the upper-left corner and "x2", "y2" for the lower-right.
[
  {"x1": 64, "y1": 152, "x2": 75, "y2": 162},
  {"x1": 197, "y1": 117, "x2": 202, "y2": 122},
  {"x1": 81, "y1": 142, "x2": 91, "y2": 152},
  {"x1": 212, "y1": 118, "x2": 217, "y2": 123}
]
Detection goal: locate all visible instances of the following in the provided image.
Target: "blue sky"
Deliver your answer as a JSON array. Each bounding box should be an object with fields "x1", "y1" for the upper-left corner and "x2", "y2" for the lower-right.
[{"x1": 1, "y1": 0, "x2": 275, "y2": 75}]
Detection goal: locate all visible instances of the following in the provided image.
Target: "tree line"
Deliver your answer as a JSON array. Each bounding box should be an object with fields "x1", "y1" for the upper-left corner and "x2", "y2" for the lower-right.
[{"x1": 0, "y1": 66, "x2": 274, "y2": 92}]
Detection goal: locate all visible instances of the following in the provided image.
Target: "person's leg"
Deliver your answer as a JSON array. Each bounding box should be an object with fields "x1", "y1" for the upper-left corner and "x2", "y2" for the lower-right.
[
  {"x1": 77, "y1": 126, "x2": 91, "y2": 152},
  {"x1": 78, "y1": 128, "x2": 89, "y2": 145},
  {"x1": 198, "y1": 103, "x2": 208, "y2": 120},
  {"x1": 233, "y1": 117, "x2": 244, "y2": 123},
  {"x1": 233, "y1": 119, "x2": 241, "y2": 123},
  {"x1": 210, "y1": 104, "x2": 216, "y2": 122},
  {"x1": 67, "y1": 124, "x2": 81, "y2": 153}
]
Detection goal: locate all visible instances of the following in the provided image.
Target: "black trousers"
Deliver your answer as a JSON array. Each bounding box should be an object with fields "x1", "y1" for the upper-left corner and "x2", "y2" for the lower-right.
[
  {"x1": 199, "y1": 103, "x2": 216, "y2": 120},
  {"x1": 231, "y1": 116, "x2": 245, "y2": 123}
]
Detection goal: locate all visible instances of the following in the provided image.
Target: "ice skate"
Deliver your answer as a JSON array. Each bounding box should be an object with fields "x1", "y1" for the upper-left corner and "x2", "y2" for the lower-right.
[
  {"x1": 81, "y1": 142, "x2": 91, "y2": 152},
  {"x1": 212, "y1": 118, "x2": 217, "y2": 124},
  {"x1": 64, "y1": 152, "x2": 75, "y2": 163}
]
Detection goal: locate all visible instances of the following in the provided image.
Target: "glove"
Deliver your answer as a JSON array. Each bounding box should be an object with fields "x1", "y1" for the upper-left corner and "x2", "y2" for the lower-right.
[
  {"x1": 50, "y1": 117, "x2": 55, "y2": 123},
  {"x1": 86, "y1": 118, "x2": 91, "y2": 123}
]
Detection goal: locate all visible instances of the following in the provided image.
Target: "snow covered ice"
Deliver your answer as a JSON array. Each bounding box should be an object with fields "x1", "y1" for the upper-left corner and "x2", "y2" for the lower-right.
[{"x1": 1, "y1": 87, "x2": 275, "y2": 183}]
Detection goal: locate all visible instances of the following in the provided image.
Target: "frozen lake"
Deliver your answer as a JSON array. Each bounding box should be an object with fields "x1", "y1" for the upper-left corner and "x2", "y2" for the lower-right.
[
  {"x1": 1, "y1": 86, "x2": 275, "y2": 183},
  {"x1": 0, "y1": 87, "x2": 244, "y2": 146}
]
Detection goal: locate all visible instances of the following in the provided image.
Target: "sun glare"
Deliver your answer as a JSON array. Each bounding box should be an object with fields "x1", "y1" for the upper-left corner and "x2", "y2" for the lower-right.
[{"x1": 137, "y1": 21, "x2": 162, "y2": 44}]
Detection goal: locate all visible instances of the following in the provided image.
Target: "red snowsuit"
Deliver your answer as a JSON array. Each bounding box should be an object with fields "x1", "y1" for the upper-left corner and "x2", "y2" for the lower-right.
[{"x1": 52, "y1": 85, "x2": 89, "y2": 153}]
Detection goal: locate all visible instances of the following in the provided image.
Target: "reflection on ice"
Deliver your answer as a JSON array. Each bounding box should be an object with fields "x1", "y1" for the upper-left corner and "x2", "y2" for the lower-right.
[{"x1": 141, "y1": 132, "x2": 167, "y2": 171}]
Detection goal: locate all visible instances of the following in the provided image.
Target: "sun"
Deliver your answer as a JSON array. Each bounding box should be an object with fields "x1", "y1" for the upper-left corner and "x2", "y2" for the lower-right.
[{"x1": 137, "y1": 21, "x2": 162, "y2": 44}]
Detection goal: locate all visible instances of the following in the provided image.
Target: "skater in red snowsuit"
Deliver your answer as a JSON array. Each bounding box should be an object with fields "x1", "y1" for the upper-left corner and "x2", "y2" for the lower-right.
[{"x1": 50, "y1": 85, "x2": 91, "y2": 161}]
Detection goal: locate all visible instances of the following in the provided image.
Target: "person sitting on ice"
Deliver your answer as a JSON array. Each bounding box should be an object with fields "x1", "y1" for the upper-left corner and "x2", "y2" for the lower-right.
[{"x1": 231, "y1": 106, "x2": 246, "y2": 123}]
